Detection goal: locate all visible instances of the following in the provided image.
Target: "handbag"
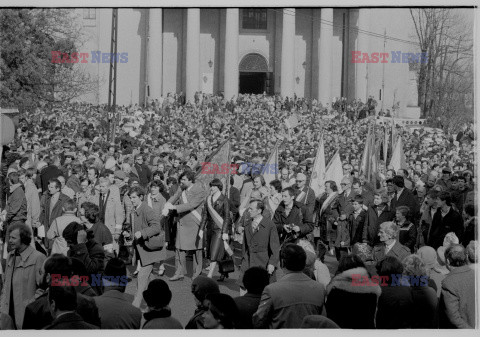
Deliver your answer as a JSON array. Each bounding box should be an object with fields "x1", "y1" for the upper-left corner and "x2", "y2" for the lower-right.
[{"x1": 218, "y1": 257, "x2": 235, "y2": 274}]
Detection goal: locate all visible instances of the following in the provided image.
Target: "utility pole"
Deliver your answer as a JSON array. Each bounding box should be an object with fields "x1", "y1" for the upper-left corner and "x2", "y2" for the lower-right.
[
  {"x1": 381, "y1": 29, "x2": 386, "y2": 112},
  {"x1": 107, "y1": 8, "x2": 118, "y2": 143}
]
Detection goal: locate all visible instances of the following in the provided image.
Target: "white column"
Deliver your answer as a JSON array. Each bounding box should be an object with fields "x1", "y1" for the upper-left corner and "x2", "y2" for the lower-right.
[
  {"x1": 318, "y1": 8, "x2": 333, "y2": 107},
  {"x1": 186, "y1": 8, "x2": 200, "y2": 103},
  {"x1": 356, "y1": 8, "x2": 369, "y2": 102},
  {"x1": 224, "y1": 9, "x2": 239, "y2": 100},
  {"x1": 148, "y1": 9, "x2": 163, "y2": 100},
  {"x1": 281, "y1": 8, "x2": 295, "y2": 98}
]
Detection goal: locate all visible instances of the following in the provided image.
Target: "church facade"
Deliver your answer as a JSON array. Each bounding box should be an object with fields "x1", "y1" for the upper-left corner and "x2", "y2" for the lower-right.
[{"x1": 77, "y1": 8, "x2": 419, "y2": 116}]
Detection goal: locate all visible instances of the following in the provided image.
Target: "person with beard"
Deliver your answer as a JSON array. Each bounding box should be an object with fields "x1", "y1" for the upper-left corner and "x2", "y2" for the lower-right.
[
  {"x1": 163, "y1": 171, "x2": 207, "y2": 281},
  {"x1": 23, "y1": 254, "x2": 101, "y2": 329},
  {"x1": 0, "y1": 223, "x2": 46, "y2": 329}
]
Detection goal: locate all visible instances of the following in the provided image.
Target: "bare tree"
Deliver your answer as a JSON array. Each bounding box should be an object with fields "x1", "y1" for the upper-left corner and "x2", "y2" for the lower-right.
[{"x1": 409, "y1": 8, "x2": 473, "y2": 128}]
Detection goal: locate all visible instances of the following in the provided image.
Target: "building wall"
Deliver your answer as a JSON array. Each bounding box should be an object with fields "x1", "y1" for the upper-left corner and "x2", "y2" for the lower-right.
[{"x1": 75, "y1": 7, "x2": 416, "y2": 117}]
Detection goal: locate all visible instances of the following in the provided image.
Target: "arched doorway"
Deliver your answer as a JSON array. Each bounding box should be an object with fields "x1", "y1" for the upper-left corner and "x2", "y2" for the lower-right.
[{"x1": 239, "y1": 53, "x2": 273, "y2": 95}]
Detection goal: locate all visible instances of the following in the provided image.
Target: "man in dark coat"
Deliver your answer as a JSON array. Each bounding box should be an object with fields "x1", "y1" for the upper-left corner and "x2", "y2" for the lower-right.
[
  {"x1": 44, "y1": 285, "x2": 98, "y2": 329},
  {"x1": 234, "y1": 267, "x2": 270, "y2": 329},
  {"x1": 390, "y1": 175, "x2": 419, "y2": 223},
  {"x1": 38, "y1": 160, "x2": 63, "y2": 194},
  {"x1": 63, "y1": 222, "x2": 105, "y2": 277},
  {"x1": 240, "y1": 200, "x2": 280, "y2": 290},
  {"x1": 253, "y1": 244, "x2": 325, "y2": 328},
  {"x1": 40, "y1": 179, "x2": 72, "y2": 250},
  {"x1": 348, "y1": 195, "x2": 367, "y2": 246},
  {"x1": 273, "y1": 187, "x2": 309, "y2": 243},
  {"x1": 3, "y1": 172, "x2": 27, "y2": 229},
  {"x1": 23, "y1": 254, "x2": 101, "y2": 329},
  {"x1": 427, "y1": 191, "x2": 464, "y2": 249},
  {"x1": 363, "y1": 192, "x2": 395, "y2": 247},
  {"x1": 94, "y1": 258, "x2": 142, "y2": 329},
  {"x1": 133, "y1": 154, "x2": 152, "y2": 188}
]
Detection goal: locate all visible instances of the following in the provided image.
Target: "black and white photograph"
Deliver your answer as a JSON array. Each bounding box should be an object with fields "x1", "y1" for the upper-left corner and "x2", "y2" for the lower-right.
[{"x1": 0, "y1": 0, "x2": 477, "y2": 331}]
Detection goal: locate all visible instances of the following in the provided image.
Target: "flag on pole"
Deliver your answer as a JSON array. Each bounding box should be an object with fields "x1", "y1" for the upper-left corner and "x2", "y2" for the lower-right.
[
  {"x1": 389, "y1": 136, "x2": 407, "y2": 171},
  {"x1": 360, "y1": 125, "x2": 373, "y2": 176},
  {"x1": 196, "y1": 139, "x2": 231, "y2": 190},
  {"x1": 309, "y1": 135, "x2": 326, "y2": 197},
  {"x1": 262, "y1": 140, "x2": 280, "y2": 185},
  {"x1": 383, "y1": 124, "x2": 389, "y2": 163},
  {"x1": 360, "y1": 124, "x2": 378, "y2": 186},
  {"x1": 325, "y1": 151, "x2": 344, "y2": 192}
]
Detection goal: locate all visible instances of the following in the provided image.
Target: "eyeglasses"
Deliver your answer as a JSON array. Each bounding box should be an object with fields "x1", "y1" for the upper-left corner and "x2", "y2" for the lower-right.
[
  {"x1": 340, "y1": 183, "x2": 347, "y2": 186},
  {"x1": 296, "y1": 180, "x2": 305, "y2": 183}
]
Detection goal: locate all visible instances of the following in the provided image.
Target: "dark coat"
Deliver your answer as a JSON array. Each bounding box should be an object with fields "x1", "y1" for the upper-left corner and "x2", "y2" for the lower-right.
[
  {"x1": 93, "y1": 290, "x2": 142, "y2": 329},
  {"x1": 337, "y1": 189, "x2": 356, "y2": 216},
  {"x1": 241, "y1": 215, "x2": 280, "y2": 274},
  {"x1": 397, "y1": 221, "x2": 417, "y2": 253},
  {"x1": 229, "y1": 186, "x2": 241, "y2": 221},
  {"x1": 44, "y1": 312, "x2": 98, "y2": 329},
  {"x1": 200, "y1": 194, "x2": 230, "y2": 261},
  {"x1": 376, "y1": 285, "x2": 414, "y2": 329},
  {"x1": 68, "y1": 238, "x2": 105, "y2": 275},
  {"x1": 348, "y1": 210, "x2": 366, "y2": 246},
  {"x1": 390, "y1": 188, "x2": 420, "y2": 222},
  {"x1": 373, "y1": 241, "x2": 411, "y2": 264},
  {"x1": 141, "y1": 308, "x2": 183, "y2": 329},
  {"x1": 428, "y1": 207, "x2": 464, "y2": 249},
  {"x1": 273, "y1": 202, "x2": 311, "y2": 241},
  {"x1": 23, "y1": 288, "x2": 101, "y2": 329},
  {"x1": 325, "y1": 267, "x2": 381, "y2": 329},
  {"x1": 253, "y1": 272, "x2": 326, "y2": 329},
  {"x1": 362, "y1": 204, "x2": 395, "y2": 246},
  {"x1": 234, "y1": 293, "x2": 261, "y2": 329},
  {"x1": 39, "y1": 165, "x2": 63, "y2": 193},
  {"x1": 315, "y1": 192, "x2": 341, "y2": 243},
  {"x1": 410, "y1": 285, "x2": 439, "y2": 329},
  {"x1": 461, "y1": 217, "x2": 477, "y2": 247},
  {"x1": 294, "y1": 186, "x2": 316, "y2": 225},
  {"x1": 185, "y1": 307, "x2": 206, "y2": 329},
  {"x1": 134, "y1": 163, "x2": 152, "y2": 187},
  {"x1": 40, "y1": 192, "x2": 72, "y2": 235},
  {"x1": 5, "y1": 183, "x2": 27, "y2": 224}
]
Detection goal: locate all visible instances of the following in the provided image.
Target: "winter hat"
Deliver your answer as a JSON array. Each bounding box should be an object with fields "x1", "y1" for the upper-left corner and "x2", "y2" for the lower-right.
[
  {"x1": 143, "y1": 279, "x2": 172, "y2": 308},
  {"x1": 191, "y1": 276, "x2": 220, "y2": 302}
]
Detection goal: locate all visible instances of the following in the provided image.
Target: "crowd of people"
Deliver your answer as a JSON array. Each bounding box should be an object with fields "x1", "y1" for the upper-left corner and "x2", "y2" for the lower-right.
[{"x1": 0, "y1": 92, "x2": 476, "y2": 329}]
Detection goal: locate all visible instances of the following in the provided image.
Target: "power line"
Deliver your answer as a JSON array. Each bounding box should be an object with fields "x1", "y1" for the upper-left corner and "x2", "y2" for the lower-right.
[{"x1": 269, "y1": 8, "x2": 473, "y2": 57}]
